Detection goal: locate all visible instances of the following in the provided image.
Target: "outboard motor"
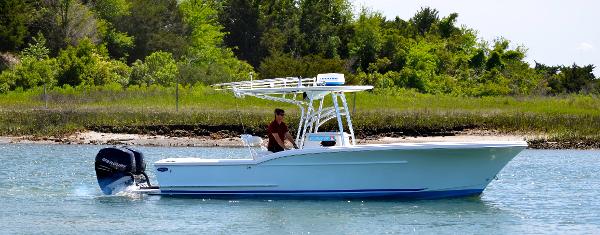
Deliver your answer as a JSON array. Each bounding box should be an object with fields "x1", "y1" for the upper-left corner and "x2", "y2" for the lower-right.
[{"x1": 94, "y1": 147, "x2": 151, "y2": 195}]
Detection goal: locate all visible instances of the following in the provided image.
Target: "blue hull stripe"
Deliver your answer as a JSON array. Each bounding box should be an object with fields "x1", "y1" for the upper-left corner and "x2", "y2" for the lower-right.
[
  {"x1": 157, "y1": 189, "x2": 483, "y2": 199},
  {"x1": 324, "y1": 82, "x2": 345, "y2": 86},
  {"x1": 163, "y1": 188, "x2": 426, "y2": 194}
]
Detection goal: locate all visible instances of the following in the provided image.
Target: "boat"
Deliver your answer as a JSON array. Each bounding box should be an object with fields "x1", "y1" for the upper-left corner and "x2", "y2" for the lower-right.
[{"x1": 94, "y1": 73, "x2": 527, "y2": 199}]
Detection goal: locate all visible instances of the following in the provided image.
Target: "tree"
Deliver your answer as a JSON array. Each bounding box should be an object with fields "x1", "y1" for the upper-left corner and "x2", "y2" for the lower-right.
[
  {"x1": 85, "y1": 0, "x2": 135, "y2": 60},
  {"x1": 56, "y1": 39, "x2": 130, "y2": 86},
  {"x1": 560, "y1": 64, "x2": 596, "y2": 93},
  {"x1": 535, "y1": 62, "x2": 560, "y2": 76},
  {"x1": 400, "y1": 40, "x2": 441, "y2": 92},
  {"x1": 102, "y1": 26, "x2": 135, "y2": 60},
  {"x1": 144, "y1": 51, "x2": 177, "y2": 86},
  {"x1": 130, "y1": 51, "x2": 178, "y2": 86},
  {"x1": 85, "y1": 0, "x2": 131, "y2": 22},
  {"x1": 219, "y1": 0, "x2": 262, "y2": 67},
  {"x1": 38, "y1": 0, "x2": 101, "y2": 53},
  {"x1": 410, "y1": 7, "x2": 439, "y2": 36},
  {"x1": 21, "y1": 33, "x2": 51, "y2": 60},
  {"x1": 118, "y1": 0, "x2": 189, "y2": 63},
  {"x1": 469, "y1": 49, "x2": 486, "y2": 70},
  {"x1": 298, "y1": 0, "x2": 353, "y2": 57},
  {"x1": 503, "y1": 60, "x2": 545, "y2": 95},
  {"x1": 0, "y1": 33, "x2": 58, "y2": 91},
  {"x1": 485, "y1": 51, "x2": 503, "y2": 70},
  {"x1": 258, "y1": 0, "x2": 302, "y2": 58},
  {"x1": 534, "y1": 62, "x2": 560, "y2": 94},
  {"x1": 378, "y1": 18, "x2": 412, "y2": 72},
  {"x1": 438, "y1": 13, "x2": 458, "y2": 38},
  {"x1": 179, "y1": 0, "x2": 254, "y2": 83},
  {"x1": 348, "y1": 9, "x2": 384, "y2": 72},
  {"x1": 0, "y1": 0, "x2": 33, "y2": 52}
]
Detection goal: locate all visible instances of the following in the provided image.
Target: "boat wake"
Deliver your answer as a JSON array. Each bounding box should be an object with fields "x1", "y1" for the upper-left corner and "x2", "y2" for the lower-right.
[
  {"x1": 113, "y1": 185, "x2": 145, "y2": 198},
  {"x1": 73, "y1": 184, "x2": 98, "y2": 198}
]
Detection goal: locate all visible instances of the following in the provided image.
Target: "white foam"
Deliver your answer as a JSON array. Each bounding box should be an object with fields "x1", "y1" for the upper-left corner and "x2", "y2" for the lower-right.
[{"x1": 114, "y1": 185, "x2": 145, "y2": 199}]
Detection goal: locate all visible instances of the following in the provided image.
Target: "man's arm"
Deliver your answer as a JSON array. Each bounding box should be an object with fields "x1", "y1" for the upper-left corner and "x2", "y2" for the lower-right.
[
  {"x1": 285, "y1": 132, "x2": 298, "y2": 148},
  {"x1": 272, "y1": 133, "x2": 287, "y2": 149}
]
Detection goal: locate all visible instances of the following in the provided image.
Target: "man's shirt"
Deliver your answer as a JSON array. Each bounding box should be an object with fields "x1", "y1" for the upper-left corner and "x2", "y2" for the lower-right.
[{"x1": 267, "y1": 120, "x2": 288, "y2": 149}]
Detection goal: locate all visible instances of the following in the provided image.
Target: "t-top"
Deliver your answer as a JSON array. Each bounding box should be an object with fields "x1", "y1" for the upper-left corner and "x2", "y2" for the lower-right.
[{"x1": 267, "y1": 120, "x2": 288, "y2": 149}]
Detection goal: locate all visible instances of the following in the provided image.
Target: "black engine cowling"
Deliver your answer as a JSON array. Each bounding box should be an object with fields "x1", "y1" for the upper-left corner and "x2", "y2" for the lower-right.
[
  {"x1": 123, "y1": 147, "x2": 145, "y2": 174},
  {"x1": 94, "y1": 147, "x2": 149, "y2": 195}
]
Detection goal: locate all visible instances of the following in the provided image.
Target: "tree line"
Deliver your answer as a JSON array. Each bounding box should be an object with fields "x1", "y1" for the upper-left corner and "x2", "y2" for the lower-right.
[{"x1": 0, "y1": 0, "x2": 597, "y2": 96}]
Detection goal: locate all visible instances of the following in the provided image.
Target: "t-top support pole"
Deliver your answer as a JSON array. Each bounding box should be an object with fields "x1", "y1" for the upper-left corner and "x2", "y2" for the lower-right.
[
  {"x1": 295, "y1": 105, "x2": 305, "y2": 146},
  {"x1": 299, "y1": 98, "x2": 314, "y2": 148},
  {"x1": 331, "y1": 92, "x2": 346, "y2": 146},
  {"x1": 314, "y1": 98, "x2": 325, "y2": 133},
  {"x1": 339, "y1": 92, "x2": 356, "y2": 145}
]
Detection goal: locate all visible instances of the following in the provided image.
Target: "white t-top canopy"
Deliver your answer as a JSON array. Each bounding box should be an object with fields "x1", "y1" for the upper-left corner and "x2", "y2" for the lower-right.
[
  {"x1": 232, "y1": 85, "x2": 373, "y2": 95},
  {"x1": 213, "y1": 74, "x2": 373, "y2": 96},
  {"x1": 213, "y1": 74, "x2": 372, "y2": 148}
]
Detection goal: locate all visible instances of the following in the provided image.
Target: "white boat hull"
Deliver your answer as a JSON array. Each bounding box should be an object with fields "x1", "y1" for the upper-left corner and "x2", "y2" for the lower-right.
[{"x1": 151, "y1": 141, "x2": 526, "y2": 199}]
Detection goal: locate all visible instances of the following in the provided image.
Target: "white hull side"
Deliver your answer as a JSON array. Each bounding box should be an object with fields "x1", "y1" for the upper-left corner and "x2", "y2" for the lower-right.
[{"x1": 153, "y1": 142, "x2": 526, "y2": 199}]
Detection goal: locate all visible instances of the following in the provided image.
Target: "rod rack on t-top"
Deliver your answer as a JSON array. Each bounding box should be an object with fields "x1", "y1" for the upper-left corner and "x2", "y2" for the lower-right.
[{"x1": 213, "y1": 74, "x2": 373, "y2": 149}]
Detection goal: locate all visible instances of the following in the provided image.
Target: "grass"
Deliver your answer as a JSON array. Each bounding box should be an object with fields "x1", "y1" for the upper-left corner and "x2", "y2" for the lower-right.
[{"x1": 1, "y1": 85, "x2": 600, "y2": 147}]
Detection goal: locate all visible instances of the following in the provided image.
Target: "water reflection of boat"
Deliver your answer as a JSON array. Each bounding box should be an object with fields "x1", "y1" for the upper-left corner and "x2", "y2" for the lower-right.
[{"x1": 94, "y1": 73, "x2": 526, "y2": 199}]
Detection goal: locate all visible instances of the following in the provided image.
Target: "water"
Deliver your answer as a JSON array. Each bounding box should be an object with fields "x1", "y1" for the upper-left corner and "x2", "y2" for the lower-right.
[{"x1": 1, "y1": 144, "x2": 599, "y2": 234}]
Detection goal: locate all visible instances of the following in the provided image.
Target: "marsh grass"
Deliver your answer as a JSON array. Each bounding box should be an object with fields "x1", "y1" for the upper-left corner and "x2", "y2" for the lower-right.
[{"x1": 1, "y1": 85, "x2": 600, "y2": 143}]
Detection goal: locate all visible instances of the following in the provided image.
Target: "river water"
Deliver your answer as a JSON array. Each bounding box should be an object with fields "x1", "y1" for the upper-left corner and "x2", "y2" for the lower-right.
[{"x1": 0, "y1": 144, "x2": 599, "y2": 234}]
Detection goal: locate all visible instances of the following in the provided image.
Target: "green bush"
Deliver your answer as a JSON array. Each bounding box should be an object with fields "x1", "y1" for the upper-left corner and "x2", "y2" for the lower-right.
[
  {"x1": 353, "y1": 71, "x2": 400, "y2": 89},
  {"x1": 0, "y1": 70, "x2": 15, "y2": 93},
  {"x1": 467, "y1": 69, "x2": 512, "y2": 96},
  {"x1": 130, "y1": 59, "x2": 148, "y2": 85},
  {"x1": 88, "y1": 58, "x2": 131, "y2": 86},
  {"x1": 0, "y1": 56, "x2": 58, "y2": 94},
  {"x1": 395, "y1": 68, "x2": 426, "y2": 92},
  {"x1": 0, "y1": 33, "x2": 58, "y2": 93},
  {"x1": 7, "y1": 57, "x2": 58, "y2": 90},
  {"x1": 130, "y1": 51, "x2": 178, "y2": 86},
  {"x1": 57, "y1": 39, "x2": 130, "y2": 87}
]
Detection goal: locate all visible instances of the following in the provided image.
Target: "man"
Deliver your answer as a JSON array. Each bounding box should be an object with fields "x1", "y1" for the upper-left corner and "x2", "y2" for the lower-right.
[{"x1": 267, "y1": 108, "x2": 298, "y2": 152}]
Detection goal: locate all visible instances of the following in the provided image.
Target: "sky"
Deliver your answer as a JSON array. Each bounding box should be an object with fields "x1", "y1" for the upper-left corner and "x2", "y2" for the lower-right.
[{"x1": 355, "y1": 0, "x2": 599, "y2": 75}]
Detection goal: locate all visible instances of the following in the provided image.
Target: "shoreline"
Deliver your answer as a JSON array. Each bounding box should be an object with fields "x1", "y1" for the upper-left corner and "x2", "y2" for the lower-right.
[{"x1": 0, "y1": 130, "x2": 584, "y2": 149}]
